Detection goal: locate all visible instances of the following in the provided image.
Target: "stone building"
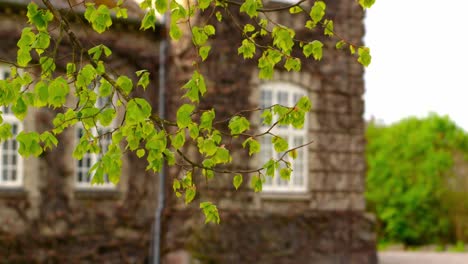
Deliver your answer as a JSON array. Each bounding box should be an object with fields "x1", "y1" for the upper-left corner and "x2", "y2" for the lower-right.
[{"x1": 0, "y1": 0, "x2": 376, "y2": 263}]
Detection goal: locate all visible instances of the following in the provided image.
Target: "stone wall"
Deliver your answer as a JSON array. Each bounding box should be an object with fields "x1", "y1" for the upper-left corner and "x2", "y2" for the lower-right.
[
  {"x1": 162, "y1": 0, "x2": 376, "y2": 263},
  {"x1": 0, "y1": 3, "x2": 163, "y2": 262}
]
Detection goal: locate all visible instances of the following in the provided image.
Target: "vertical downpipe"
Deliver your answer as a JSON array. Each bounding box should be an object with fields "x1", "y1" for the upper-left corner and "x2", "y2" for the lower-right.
[{"x1": 152, "y1": 13, "x2": 168, "y2": 264}]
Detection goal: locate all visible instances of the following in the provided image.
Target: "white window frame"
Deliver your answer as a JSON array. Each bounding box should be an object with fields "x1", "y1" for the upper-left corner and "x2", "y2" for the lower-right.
[
  {"x1": 0, "y1": 67, "x2": 23, "y2": 188},
  {"x1": 259, "y1": 82, "x2": 308, "y2": 193},
  {"x1": 74, "y1": 80, "x2": 117, "y2": 190}
]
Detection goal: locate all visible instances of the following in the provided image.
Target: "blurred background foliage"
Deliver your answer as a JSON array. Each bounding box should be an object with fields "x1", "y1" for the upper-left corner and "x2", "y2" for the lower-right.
[{"x1": 366, "y1": 114, "x2": 468, "y2": 246}]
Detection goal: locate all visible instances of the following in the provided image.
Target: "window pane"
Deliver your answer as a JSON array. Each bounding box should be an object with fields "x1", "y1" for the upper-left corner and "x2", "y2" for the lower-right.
[
  {"x1": 278, "y1": 91, "x2": 288, "y2": 106},
  {"x1": 261, "y1": 90, "x2": 272, "y2": 108},
  {"x1": 293, "y1": 93, "x2": 303, "y2": 106},
  {"x1": 12, "y1": 124, "x2": 17, "y2": 135},
  {"x1": 2, "y1": 169, "x2": 7, "y2": 181},
  {"x1": 293, "y1": 136, "x2": 304, "y2": 186},
  {"x1": 260, "y1": 135, "x2": 273, "y2": 186}
]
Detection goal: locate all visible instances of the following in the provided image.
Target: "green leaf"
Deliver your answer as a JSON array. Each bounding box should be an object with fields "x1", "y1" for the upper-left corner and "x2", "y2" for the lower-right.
[
  {"x1": 289, "y1": 149, "x2": 298, "y2": 159},
  {"x1": 12, "y1": 97, "x2": 27, "y2": 120},
  {"x1": 17, "y1": 27, "x2": 35, "y2": 67},
  {"x1": 250, "y1": 175, "x2": 263, "y2": 192},
  {"x1": 76, "y1": 64, "x2": 96, "y2": 88},
  {"x1": 358, "y1": 47, "x2": 372, "y2": 67},
  {"x1": 263, "y1": 159, "x2": 277, "y2": 177},
  {"x1": 66, "y1": 63, "x2": 76, "y2": 77},
  {"x1": 116, "y1": 75, "x2": 133, "y2": 95},
  {"x1": 243, "y1": 24, "x2": 255, "y2": 33},
  {"x1": 33, "y1": 32, "x2": 50, "y2": 55},
  {"x1": 200, "y1": 109, "x2": 215, "y2": 131},
  {"x1": 88, "y1": 44, "x2": 112, "y2": 61},
  {"x1": 98, "y1": 108, "x2": 116, "y2": 126},
  {"x1": 185, "y1": 186, "x2": 196, "y2": 204},
  {"x1": 16, "y1": 131, "x2": 43, "y2": 157},
  {"x1": 163, "y1": 149, "x2": 175, "y2": 165},
  {"x1": 216, "y1": 11, "x2": 222, "y2": 21},
  {"x1": 188, "y1": 123, "x2": 199, "y2": 139},
  {"x1": 200, "y1": 138, "x2": 217, "y2": 156},
  {"x1": 85, "y1": 4, "x2": 113, "y2": 33},
  {"x1": 310, "y1": 1, "x2": 326, "y2": 24},
  {"x1": 176, "y1": 104, "x2": 195, "y2": 128},
  {"x1": 40, "y1": 131, "x2": 58, "y2": 151},
  {"x1": 200, "y1": 202, "x2": 220, "y2": 224},
  {"x1": 40, "y1": 56, "x2": 56, "y2": 77},
  {"x1": 173, "y1": 179, "x2": 181, "y2": 192},
  {"x1": 170, "y1": 22, "x2": 182, "y2": 40},
  {"x1": 134, "y1": 70, "x2": 149, "y2": 90},
  {"x1": 136, "y1": 149, "x2": 145, "y2": 158},
  {"x1": 171, "y1": 130, "x2": 186, "y2": 149},
  {"x1": 242, "y1": 137, "x2": 260, "y2": 156},
  {"x1": 272, "y1": 27, "x2": 295, "y2": 54},
  {"x1": 240, "y1": 0, "x2": 262, "y2": 18},
  {"x1": 213, "y1": 147, "x2": 231, "y2": 164},
  {"x1": 192, "y1": 26, "x2": 208, "y2": 46},
  {"x1": 284, "y1": 57, "x2": 301, "y2": 72},
  {"x1": 0, "y1": 123, "x2": 12, "y2": 141},
  {"x1": 35, "y1": 81, "x2": 48, "y2": 105},
  {"x1": 349, "y1": 45, "x2": 356, "y2": 54},
  {"x1": 359, "y1": 0, "x2": 376, "y2": 9},
  {"x1": 204, "y1": 25, "x2": 215, "y2": 36},
  {"x1": 115, "y1": 7, "x2": 128, "y2": 18},
  {"x1": 279, "y1": 167, "x2": 292, "y2": 181},
  {"x1": 296, "y1": 96, "x2": 312, "y2": 112},
  {"x1": 141, "y1": 10, "x2": 156, "y2": 30},
  {"x1": 182, "y1": 71, "x2": 206, "y2": 102},
  {"x1": 289, "y1": 6, "x2": 302, "y2": 14},
  {"x1": 228, "y1": 116, "x2": 250, "y2": 135},
  {"x1": 48, "y1": 76, "x2": 70, "y2": 107},
  {"x1": 238, "y1": 39, "x2": 256, "y2": 59},
  {"x1": 261, "y1": 110, "x2": 272, "y2": 125},
  {"x1": 199, "y1": 0, "x2": 212, "y2": 10},
  {"x1": 335, "y1": 40, "x2": 346, "y2": 49},
  {"x1": 139, "y1": 0, "x2": 151, "y2": 9},
  {"x1": 272, "y1": 136, "x2": 288, "y2": 152},
  {"x1": 199, "y1": 46, "x2": 211, "y2": 61},
  {"x1": 126, "y1": 98, "x2": 152, "y2": 124},
  {"x1": 155, "y1": 0, "x2": 168, "y2": 14},
  {"x1": 233, "y1": 174, "x2": 243, "y2": 190},
  {"x1": 27, "y1": 3, "x2": 53, "y2": 31},
  {"x1": 323, "y1": 19, "x2": 334, "y2": 36},
  {"x1": 303, "y1": 40, "x2": 323, "y2": 60},
  {"x1": 99, "y1": 78, "x2": 112, "y2": 97}
]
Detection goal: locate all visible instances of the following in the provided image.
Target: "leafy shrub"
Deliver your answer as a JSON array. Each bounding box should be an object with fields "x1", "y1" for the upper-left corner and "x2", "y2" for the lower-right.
[{"x1": 366, "y1": 114, "x2": 468, "y2": 245}]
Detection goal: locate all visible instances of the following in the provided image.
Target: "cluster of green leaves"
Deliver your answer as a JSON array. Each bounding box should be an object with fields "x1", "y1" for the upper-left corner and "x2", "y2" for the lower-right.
[
  {"x1": 2, "y1": 0, "x2": 373, "y2": 225},
  {"x1": 366, "y1": 114, "x2": 468, "y2": 245},
  {"x1": 236, "y1": 0, "x2": 373, "y2": 80},
  {"x1": 84, "y1": 0, "x2": 128, "y2": 33}
]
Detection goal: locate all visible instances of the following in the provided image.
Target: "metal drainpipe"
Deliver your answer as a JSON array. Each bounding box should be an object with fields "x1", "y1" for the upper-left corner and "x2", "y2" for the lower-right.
[{"x1": 152, "y1": 13, "x2": 168, "y2": 264}]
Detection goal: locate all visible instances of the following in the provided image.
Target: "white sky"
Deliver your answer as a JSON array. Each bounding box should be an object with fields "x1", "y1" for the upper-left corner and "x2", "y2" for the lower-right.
[{"x1": 364, "y1": 0, "x2": 468, "y2": 130}]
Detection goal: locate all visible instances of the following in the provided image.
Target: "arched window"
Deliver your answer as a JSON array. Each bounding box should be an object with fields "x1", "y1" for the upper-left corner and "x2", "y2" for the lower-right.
[
  {"x1": 0, "y1": 67, "x2": 23, "y2": 187},
  {"x1": 259, "y1": 82, "x2": 308, "y2": 192}
]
